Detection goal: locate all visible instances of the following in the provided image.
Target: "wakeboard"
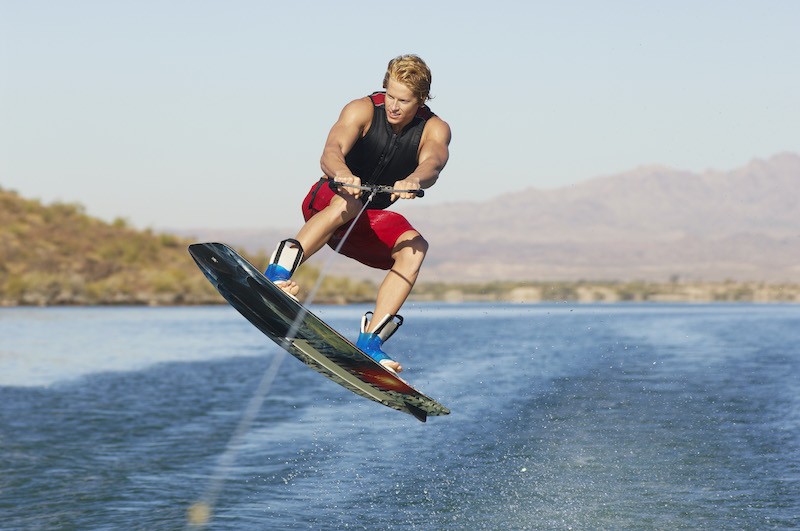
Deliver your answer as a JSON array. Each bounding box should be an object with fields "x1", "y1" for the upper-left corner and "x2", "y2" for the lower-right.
[{"x1": 188, "y1": 242, "x2": 450, "y2": 422}]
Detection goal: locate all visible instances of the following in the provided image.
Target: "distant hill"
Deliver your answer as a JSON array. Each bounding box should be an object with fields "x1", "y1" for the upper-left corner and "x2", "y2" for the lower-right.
[
  {"x1": 5, "y1": 152, "x2": 797, "y2": 307},
  {"x1": 408, "y1": 152, "x2": 800, "y2": 282},
  {"x1": 0, "y1": 188, "x2": 375, "y2": 306},
  {"x1": 0, "y1": 188, "x2": 219, "y2": 305},
  {"x1": 182, "y1": 152, "x2": 800, "y2": 283}
]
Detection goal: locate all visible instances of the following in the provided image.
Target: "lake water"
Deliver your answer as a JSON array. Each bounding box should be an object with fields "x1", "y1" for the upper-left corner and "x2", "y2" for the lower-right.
[{"x1": 1, "y1": 303, "x2": 798, "y2": 529}]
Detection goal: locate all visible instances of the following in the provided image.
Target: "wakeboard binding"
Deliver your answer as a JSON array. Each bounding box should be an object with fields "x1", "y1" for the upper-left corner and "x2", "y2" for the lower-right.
[
  {"x1": 265, "y1": 238, "x2": 304, "y2": 283},
  {"x1": 357, "y1": 312, "x2": 403, "y2": 369}
]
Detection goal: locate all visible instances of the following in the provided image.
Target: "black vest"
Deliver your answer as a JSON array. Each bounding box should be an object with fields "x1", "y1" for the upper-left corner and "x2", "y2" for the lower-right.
[{"x1": 345, "y1": 92, "x2": 435, "y2": 210}]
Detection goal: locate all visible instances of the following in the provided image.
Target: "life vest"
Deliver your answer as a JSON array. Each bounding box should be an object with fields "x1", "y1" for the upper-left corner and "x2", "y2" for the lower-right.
[{"x1": 344, "y1": 92, "x2": 435, "y2": 210}]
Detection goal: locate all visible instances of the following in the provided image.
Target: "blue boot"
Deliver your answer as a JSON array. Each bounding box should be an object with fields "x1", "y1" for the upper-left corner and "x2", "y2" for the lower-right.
[
  {"x1": 264, "y1": 263, "x2": 292, "y2": 283},
  {"x1": 356, "y1": 312, "x2": 403, "y2": 371},
  {"x1": 264, "y1": 239, "x2": 304, "y2": 283}
]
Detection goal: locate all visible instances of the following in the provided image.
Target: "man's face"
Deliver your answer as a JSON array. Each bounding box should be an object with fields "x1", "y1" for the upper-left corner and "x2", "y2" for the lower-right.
[{"x1": 384, "y1": 78, "x2": 421, "y2": 132}]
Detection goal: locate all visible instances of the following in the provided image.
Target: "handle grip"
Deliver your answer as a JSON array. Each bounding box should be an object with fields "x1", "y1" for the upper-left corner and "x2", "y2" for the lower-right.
[{"x1": 329, "y1": 180, "x2": 424, "y2": 198}]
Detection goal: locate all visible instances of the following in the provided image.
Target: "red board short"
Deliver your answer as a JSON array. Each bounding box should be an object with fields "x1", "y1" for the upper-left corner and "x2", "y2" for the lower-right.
[{"x1": 301, "y1": 180, "x2": 418, "y2": 270}]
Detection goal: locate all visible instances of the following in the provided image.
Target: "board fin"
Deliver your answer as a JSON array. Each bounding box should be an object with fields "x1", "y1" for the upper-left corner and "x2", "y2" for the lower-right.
[{"x1": 405, "y1": 402, "x2": 427, "y2": 423}]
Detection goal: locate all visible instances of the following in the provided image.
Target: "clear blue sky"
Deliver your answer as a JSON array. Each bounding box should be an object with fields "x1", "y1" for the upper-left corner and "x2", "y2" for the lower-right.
[{"x1": 2, "y1": 0, "x2": 798, "y2": 230}]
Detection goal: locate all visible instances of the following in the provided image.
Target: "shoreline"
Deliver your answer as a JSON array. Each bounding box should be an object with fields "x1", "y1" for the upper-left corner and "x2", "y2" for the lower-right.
[{"x1": 3, "y1": 280, "x2": 799, "y2": 307}]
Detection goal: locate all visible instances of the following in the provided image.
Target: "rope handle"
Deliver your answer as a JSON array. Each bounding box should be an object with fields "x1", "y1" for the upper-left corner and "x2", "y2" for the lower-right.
[{"x1": 328, "y1": 179, "x2": 425, "y2": 198}]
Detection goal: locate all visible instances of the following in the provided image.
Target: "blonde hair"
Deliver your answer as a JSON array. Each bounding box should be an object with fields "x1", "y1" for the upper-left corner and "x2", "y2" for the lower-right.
[{"x1": 382, "y1": 55, "x2": 432, "y2": 103}]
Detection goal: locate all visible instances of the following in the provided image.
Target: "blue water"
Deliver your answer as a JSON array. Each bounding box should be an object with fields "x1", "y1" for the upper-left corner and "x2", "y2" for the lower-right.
[{"x1": 1, "y1": 303, "x2": 798, "y2": 529}]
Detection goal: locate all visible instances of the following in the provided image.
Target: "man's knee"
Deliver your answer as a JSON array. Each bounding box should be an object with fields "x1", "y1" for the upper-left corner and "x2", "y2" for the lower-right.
[
  {"x1": 394, "y1": 232, "x2": 428, "y2": 267},
  {"x1": 412, "y1": 235, "x2": 429, "y2": 256},
  {"x1": 321, "y1": 194, "x2": 360, "y2": 223}
]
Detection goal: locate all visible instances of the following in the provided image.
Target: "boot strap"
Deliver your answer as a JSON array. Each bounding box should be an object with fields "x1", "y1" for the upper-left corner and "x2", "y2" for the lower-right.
[
  {"x1": 362, "y1": 312, "x2": 403, "y2": 342},
  {"x1": 268, "y1": 238, "x2": 304, "y2": 277}
]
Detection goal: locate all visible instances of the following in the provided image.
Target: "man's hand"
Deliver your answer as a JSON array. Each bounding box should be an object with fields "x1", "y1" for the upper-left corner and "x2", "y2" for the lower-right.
[
  {"x1": 391, "y1": 177, "x2": 422, "y2": 201},
  {"x1": 333, "y1": 174, "x2": 362, "y2": 197}
]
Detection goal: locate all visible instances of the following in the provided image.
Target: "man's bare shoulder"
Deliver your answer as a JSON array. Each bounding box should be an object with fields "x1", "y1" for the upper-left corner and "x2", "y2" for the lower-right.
[
  {"x1": 423, "y1": 114, "x2": 452, "y2": 144},
  {"x1": 339, "y1": 97, "x2": 374, "y2": 125}
]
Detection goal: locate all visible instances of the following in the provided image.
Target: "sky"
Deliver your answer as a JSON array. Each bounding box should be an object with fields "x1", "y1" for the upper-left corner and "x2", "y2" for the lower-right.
[{"x1": 1, "y1": 0, "x2": 798, "y2": 230}]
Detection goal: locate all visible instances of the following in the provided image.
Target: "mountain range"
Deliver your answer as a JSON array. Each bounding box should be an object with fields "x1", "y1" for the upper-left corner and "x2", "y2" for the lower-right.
[{"x1": 179, "y1": 152, "x2": 800, "y2": 284}]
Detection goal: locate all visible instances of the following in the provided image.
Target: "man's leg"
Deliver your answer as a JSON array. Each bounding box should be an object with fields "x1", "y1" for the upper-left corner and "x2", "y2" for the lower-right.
[
  {"x1": 270, "y1": 193, "x2": 362, "y2": 296},
  {"x1": 370, "y1": 230, "x2": 429, "y2": 324},
  {"x1": 364, "y1": 230, "x2": 428, "y2": 372},
  {"x1": 294, "y1": 193, "x2": 362, "y2": 257}
]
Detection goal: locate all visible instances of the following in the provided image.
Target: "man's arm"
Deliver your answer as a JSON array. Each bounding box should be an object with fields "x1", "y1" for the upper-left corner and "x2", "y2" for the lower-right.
[
  {"x1": 392, "y1": 116, "x2": 452, "y2": 200},
  {"x1": 320, "y1": 98, "x2": 373, "y2": 196}
]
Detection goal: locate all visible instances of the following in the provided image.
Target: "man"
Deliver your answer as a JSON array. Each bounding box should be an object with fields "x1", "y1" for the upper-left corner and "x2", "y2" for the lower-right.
[{"x1": 265, "y1": 54, "x2": 451, "y2": 374}]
